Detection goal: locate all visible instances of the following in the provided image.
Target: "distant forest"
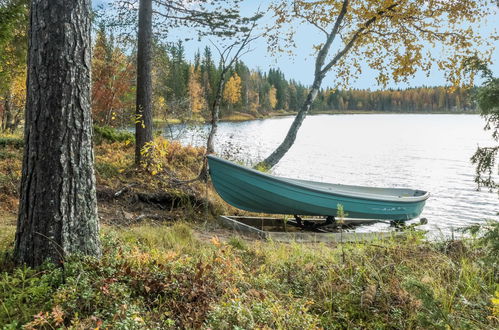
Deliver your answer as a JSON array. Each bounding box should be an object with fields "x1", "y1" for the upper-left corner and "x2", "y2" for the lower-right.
[{"x1": 91, "y1": 26, "x2": 475, "y2": 127}]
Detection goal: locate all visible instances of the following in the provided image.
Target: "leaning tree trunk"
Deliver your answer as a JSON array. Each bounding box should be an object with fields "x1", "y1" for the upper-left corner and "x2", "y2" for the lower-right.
[
  {"x1": 14, "y1": 0, "x2": 100, "y2": 267},
  {"x1": 135, "y1": 0, "x2": 154, "y2": 164},
  {"x1": 256, "y1": 0, "x2": 351, "y2": 170},
  {"x1": 256, "y1": 75, "x2": 324, "y2": 169}
]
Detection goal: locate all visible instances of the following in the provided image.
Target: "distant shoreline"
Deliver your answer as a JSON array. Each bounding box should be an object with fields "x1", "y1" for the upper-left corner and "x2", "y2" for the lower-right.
[{"x1": 152, "y1": 109, "x2": 480, "y2": 126}]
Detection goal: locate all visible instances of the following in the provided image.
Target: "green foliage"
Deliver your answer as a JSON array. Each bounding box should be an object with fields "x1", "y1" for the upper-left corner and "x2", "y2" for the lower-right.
[
  {"x1": 463, "y1": 220, "x2": 499, "y2": 264},
  {"x1": 0, "y1": 136, "x2": 23, "y2": 148},
  {"x1": 0, "y1": 264, "x2": 62, "y2": 327},
  {"x1": 94, "y1": 161, "x2": 122, "y2": 179},
  {"x1": 93, "y1": 125, "x2": 135, "y2": 145},
  {"x1": 466, "y1": 57, "x2": 499, "y2": 193}
]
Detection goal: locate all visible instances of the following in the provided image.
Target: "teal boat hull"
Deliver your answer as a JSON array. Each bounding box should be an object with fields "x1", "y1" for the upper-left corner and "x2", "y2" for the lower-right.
[{"x1": 207, "y1": 155, "x2": 430, "y2": 221}]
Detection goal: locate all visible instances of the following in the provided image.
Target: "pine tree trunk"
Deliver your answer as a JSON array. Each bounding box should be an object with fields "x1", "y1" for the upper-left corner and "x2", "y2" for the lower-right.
[
  {"x1": 14, "y1": 0, "x2": 100, "y2": 267},
  {"x1": 135, "y1": 0, "x2": 154, "y2": 164},
  {"x1": 256, "y1": 77, "x2": 323, "y2": 169}
]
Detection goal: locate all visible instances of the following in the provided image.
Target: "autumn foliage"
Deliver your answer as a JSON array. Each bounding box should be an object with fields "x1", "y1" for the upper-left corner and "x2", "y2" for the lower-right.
[
  {"x1": 188, "y1": 65, "x2": 206, "y2": 115},
  {"x1": 0, "y1": 0, "x2": 28, "y2": 132},
  {"x1": 223, "y1": 72, "x2": 242, "y2": 106},
  {"x1": 92, "y1": 26, "x2": 135, "y2": 127}
]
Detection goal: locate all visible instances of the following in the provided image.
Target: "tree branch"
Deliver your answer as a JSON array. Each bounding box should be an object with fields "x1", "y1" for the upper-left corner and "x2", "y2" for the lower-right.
[
  {"x1": 313, "y1": 0, "x2": 349, "y2": 77},
  {"x1": 321, "y1": 2, "x2": 399, "y2": 75},
  {"x1": 292, "y1": 1, "x2": 329, "y2": 36}
]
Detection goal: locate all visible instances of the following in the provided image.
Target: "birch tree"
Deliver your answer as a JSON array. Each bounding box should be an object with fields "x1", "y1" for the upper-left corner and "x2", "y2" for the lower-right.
[
  {"x1": 223, "y1": 72, "x2": 242, "y2": 111},
  {"x1": 257, "y1": 0, "x2": 496, "y2": 169}
]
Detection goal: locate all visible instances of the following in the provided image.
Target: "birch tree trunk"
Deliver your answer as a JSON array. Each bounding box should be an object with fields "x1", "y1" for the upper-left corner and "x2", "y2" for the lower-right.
[
  {"x1": 206, "y1": 71, "x2": 226, "y2": 154},
  {"x1": 199, "y1": 71, "x2": 226, "y2": 181},
  {"x1": 257, "y1": 0, "x2": 396, "y2": 169},
  {"x1": 14, "y1": 0, "x2": 100, "y2": 267},
  {"x1": 257, "y1": 76, "x2": 323, "y2": 169},
  {"x1": 135, "y1": 0, "x2": 154, "y2": 164}
]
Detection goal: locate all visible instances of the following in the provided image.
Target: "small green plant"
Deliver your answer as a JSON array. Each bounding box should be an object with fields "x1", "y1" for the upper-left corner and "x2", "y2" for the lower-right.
[{"x1": 336, "y1": 203, "x2": 348, "y2": 223}]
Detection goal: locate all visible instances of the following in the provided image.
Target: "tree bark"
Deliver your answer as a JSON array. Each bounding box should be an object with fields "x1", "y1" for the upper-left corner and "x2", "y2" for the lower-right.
[
  {"x1": 135, "y1": 0, "x2": 154, "y2": 164},
  {"x1": 14, "y1": 0, "x2": 100, "y2": 267}
]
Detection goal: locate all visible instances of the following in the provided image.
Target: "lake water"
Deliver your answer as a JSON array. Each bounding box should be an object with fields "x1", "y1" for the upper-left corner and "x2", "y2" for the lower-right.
[{"x1": 163, "y1": 114, "x2": 498, "y2": 236}]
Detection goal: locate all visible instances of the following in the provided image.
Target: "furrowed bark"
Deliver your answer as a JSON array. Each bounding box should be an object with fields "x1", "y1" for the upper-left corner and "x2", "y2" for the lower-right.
[
  {"x1": 135, "y1": 0, "x2": 154, "y2": 164},
  {"x1": 14, "y1": 0, "x2": 100, "y2": 267}
]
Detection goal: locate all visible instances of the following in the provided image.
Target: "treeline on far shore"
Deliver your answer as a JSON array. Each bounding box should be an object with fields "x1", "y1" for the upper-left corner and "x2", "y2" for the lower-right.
[
  {"x1": 1, "y1": 24, "x2": 477, "y2": 132},
  {"x1": 88, "y1": 26, "x2": 476, "y2": 126}
]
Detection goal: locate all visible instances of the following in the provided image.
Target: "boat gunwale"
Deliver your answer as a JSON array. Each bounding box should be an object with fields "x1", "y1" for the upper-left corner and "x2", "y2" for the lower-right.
[{"x1": 207, "y1": 155, "x2": 430, "y2": 204}]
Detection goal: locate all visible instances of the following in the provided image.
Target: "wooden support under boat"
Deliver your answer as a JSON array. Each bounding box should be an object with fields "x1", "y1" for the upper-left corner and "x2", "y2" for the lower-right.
[{"x1": 217, "y1": 215, "x2": 408, "y2": 243}]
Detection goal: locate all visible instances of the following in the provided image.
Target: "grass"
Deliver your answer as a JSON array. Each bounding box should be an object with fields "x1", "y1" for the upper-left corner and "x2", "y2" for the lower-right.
[
  {"x1": 0, "y1": 129, "x2": 497, "y2": 328},
  {"x1": 153, "y1": 118, "x2": 183, "y2": 125},
  {"x1": 0, "y1": 134, "x2": 23, "y2": 149},
  {"x1": 0, "y1": 220, "x2": 497, "y2": 328}
]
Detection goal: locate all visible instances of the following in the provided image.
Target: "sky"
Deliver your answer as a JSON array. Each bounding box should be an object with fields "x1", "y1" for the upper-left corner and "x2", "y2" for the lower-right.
[{"x1": 94, "y1": 0, "x2": 499, "y2": 90}]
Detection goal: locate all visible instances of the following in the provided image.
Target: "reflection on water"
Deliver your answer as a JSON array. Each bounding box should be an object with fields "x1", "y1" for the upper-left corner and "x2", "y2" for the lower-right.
[{"x1": 163, "y1": 114, "x2": 498, "y2": 236}]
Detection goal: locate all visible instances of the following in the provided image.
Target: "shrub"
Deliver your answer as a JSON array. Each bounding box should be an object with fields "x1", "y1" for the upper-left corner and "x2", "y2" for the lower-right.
[{"x1": 93, "y1": 125, "x2": 134, "y2": 144}]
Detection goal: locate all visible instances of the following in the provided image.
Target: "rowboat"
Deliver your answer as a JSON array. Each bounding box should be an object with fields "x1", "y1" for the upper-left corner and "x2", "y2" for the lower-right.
[{"x1": 207, "y1": 155, "x2": 429, "y2": 222}]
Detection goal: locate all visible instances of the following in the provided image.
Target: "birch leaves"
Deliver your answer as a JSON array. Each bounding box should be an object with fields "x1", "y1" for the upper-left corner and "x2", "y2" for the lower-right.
[{"x1": 268, "y1": 0, "x2": 496, "y2": 88}]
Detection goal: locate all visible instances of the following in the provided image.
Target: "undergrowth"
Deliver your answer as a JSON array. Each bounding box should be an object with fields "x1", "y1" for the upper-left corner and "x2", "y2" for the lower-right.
[
  {"x1": 1, "y1": 129, "x2": 497, "y2": 328},
  {"x1": 0, "y1": 222, "x2": 497, "y2": 329}
]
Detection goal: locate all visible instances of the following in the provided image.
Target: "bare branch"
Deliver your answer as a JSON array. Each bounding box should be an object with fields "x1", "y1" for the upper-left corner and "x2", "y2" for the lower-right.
[{"x1": 292, "y1": 1, "x2": 329, "y2": 36}]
